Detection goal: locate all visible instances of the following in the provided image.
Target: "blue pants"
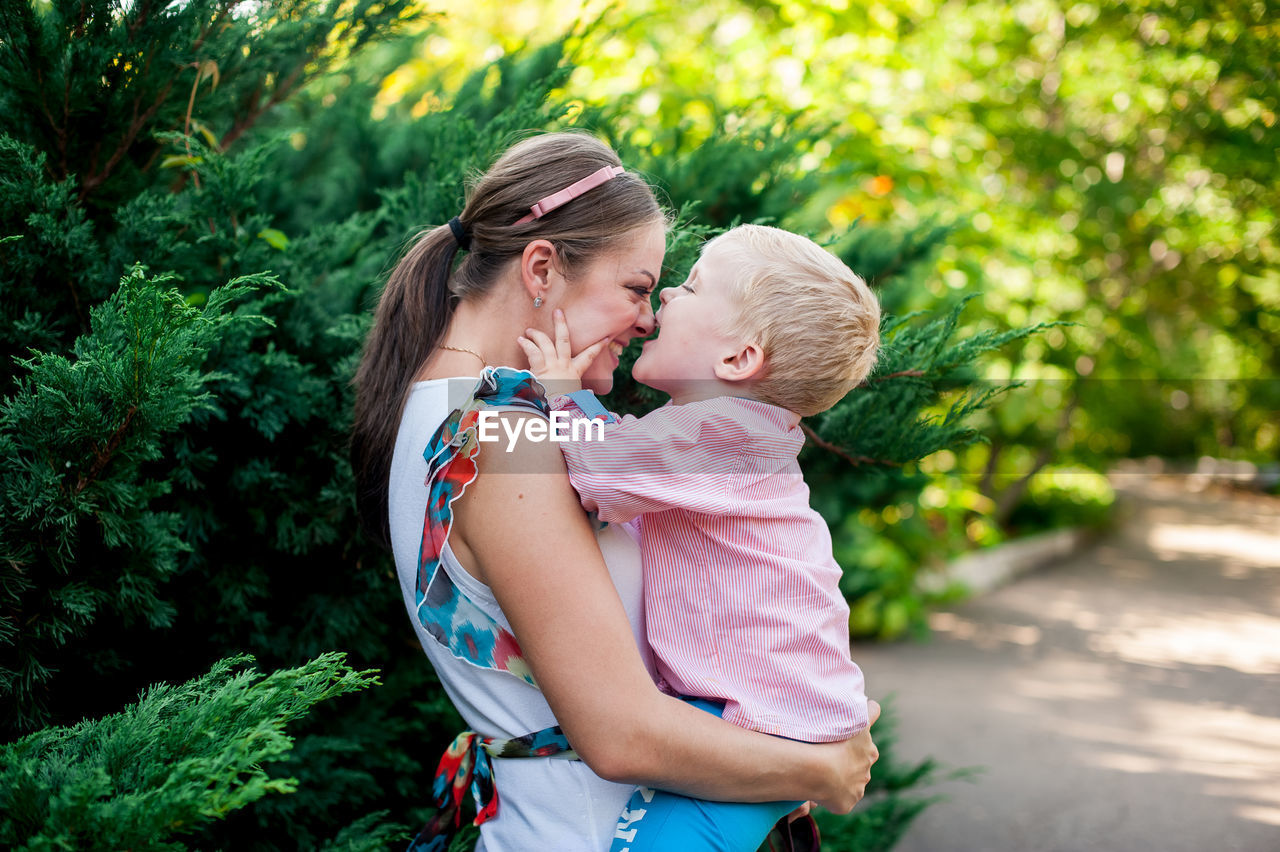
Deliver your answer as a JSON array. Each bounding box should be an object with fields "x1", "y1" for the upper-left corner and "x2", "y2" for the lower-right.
[{"x1": 609, "y1": 699, "x2": 803, "y2": 852}]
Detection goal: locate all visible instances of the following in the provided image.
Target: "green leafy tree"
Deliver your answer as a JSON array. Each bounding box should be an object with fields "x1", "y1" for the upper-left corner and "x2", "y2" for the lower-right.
[{"x1": 882, "y1": 0, "x2": 1279, "y2": 520}]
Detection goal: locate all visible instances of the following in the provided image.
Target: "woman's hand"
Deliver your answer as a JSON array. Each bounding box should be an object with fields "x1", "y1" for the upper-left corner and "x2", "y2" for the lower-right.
[
  {"x1": 517, "y1": 309, "x2": 609, "y2": 390},
  {"x1": 812, "y1": 699, "x2": 882, "y2": 814}
]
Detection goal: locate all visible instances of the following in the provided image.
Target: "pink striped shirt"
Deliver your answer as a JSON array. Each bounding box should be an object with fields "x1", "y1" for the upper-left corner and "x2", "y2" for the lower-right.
[{"x1": 553, "y1": 394, "x2": 869, "y2": 742}]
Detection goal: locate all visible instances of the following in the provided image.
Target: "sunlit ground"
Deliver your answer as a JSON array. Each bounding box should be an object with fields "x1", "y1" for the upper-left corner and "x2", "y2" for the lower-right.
[
  {"x1": 856, "y1": 475, "x2": 1280, "y2": 851},
  {"x1": 1148, "y1": 523, "x2": 1280, "y2": 575}
]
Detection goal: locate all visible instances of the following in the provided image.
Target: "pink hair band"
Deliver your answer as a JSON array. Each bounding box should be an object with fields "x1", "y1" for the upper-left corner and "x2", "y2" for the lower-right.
[{"x1": 513, "y1": 165, "x2": 625, "y2": 225}]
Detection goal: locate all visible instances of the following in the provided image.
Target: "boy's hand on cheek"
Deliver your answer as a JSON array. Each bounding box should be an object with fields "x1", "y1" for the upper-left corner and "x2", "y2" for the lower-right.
[{"x1": 516, "y1": 309, "x2": 607, "y2": 394}]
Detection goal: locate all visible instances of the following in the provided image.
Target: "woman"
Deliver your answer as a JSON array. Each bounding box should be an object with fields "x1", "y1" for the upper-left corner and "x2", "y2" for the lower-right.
[{"x1": 351, "y1": 132, "x2": 880, "y2": 851}]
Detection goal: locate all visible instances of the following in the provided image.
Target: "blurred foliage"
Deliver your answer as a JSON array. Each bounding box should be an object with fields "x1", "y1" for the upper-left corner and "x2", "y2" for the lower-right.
[{"x1": 1005, "y1": 464, "x2": 1117, "y2": 533}]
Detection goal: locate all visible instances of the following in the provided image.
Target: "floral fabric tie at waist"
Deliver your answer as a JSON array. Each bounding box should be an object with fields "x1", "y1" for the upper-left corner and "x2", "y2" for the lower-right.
[{"x1": 407, "y1": 724, "x2": 578, "y2": 852}]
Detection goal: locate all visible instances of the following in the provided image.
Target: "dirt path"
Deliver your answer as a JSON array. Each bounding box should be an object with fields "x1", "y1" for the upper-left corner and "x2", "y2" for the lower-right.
[{"x1": 852, "y1": 475, "x2": 1280, "y2": 852}]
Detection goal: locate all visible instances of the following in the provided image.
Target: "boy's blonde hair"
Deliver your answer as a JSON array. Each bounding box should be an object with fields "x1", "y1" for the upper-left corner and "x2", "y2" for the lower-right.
[{"x1": 709, "y1": 224, "x2": 881, "y2": 417}]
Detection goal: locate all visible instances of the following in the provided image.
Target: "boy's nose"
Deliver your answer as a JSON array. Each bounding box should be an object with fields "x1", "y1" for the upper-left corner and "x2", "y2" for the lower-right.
[{"x1": 659, "y1": 286, "x2": 676, "y2": 305}]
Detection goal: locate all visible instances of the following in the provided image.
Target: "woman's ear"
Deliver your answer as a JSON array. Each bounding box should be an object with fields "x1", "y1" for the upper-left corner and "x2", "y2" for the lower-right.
[
  {"x1": 520, "y1": 240, "x2": 558, "y2": 303},
  {"x1": 714, "y1": 342, "x2": 766, "y2": 384}
]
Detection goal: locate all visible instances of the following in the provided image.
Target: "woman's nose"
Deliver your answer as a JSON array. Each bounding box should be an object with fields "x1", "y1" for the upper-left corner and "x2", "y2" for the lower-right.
[{"x1": 635, "y1": 298, "x2": 656, "y2": 334}]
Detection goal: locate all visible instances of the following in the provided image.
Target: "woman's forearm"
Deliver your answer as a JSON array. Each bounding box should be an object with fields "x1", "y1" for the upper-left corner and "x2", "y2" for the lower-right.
[{"x1": 592, "y1": 690, "x2": 878, "y2": 812}]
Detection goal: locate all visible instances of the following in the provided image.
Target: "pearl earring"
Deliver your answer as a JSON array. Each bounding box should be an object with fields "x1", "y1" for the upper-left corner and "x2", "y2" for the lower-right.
[{"x1": 533, "y1": 296, "x2": 544, "y2": 308}]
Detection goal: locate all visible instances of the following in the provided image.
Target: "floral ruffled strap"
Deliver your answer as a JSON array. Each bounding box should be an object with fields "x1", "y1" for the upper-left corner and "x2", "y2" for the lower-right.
[
  {"x1": 414, "y1": 367, "x2": 549, "y2": 685},
  {"x1": 406, "y1": 725, "x2": 578, "y2": 852}
]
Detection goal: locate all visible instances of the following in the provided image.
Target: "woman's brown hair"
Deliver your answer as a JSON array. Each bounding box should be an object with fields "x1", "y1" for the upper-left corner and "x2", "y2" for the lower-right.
[{"x1": 351, "y1": 131, "x2": 664, "y2": 549}]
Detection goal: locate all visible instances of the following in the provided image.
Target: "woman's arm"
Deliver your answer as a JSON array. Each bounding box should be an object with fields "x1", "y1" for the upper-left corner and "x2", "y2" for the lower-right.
[{"x1": 451, "y1": 414, "x2": 879, "y2": 812}]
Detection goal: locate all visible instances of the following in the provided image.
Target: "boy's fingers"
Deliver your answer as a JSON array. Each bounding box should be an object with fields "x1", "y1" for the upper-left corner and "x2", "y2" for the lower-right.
[
  {"x1": 524, "y1": 326, "x2": 554, "y2": 351},
  {"x1": 553, "y1": 309, "x2": 571, "y2": 355},
  {"x1": 515, "y1": 336, "x2": 543, "y2": 366}
]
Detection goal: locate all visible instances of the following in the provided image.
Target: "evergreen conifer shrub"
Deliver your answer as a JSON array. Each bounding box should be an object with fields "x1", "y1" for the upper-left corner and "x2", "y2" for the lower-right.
[
  {"x1": 0, "y1": 652, "x2": 379, "y2": 850},
  {"x1": 0, "y1": 266, "x2": 278, "y2": 733}
]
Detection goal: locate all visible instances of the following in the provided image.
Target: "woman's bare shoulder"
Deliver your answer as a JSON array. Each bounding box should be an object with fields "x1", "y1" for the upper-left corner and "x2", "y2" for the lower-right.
[{"x1": 450, "y1": 411, "x2": 594, "y2": 582}]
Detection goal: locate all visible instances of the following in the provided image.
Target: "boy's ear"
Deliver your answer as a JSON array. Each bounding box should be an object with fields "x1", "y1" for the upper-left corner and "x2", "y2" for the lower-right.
[{"x1": 714, "y1": 342, "x2": 766, "y2": 383}]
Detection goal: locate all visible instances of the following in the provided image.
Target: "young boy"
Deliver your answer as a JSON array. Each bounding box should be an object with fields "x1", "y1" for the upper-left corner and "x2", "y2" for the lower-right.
[{"x1": 518, "y1": 224, "x2": 881, "y2": 851}]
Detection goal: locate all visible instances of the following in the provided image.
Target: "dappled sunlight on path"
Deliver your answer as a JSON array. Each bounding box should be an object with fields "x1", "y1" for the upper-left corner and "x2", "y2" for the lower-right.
[
  {"x1": 1089, "y1": 613, "x2": 1280, "y2": 675},
  {"x1": 1148, "y1": 523, "x2": 1279, "y2": 570},
  {"x1": 855, "y1": 476, "x2": 1280, "y2": 852}
]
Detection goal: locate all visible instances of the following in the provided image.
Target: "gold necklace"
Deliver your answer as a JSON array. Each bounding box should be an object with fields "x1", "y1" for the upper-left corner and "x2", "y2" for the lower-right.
[{"x1": 440, "y1": 344, "x2": 486, "y2": 366}]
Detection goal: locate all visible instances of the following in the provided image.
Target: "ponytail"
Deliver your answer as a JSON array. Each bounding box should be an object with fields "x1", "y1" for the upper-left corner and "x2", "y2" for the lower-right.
[{"x1": 351, "y1": 224, "x2": 459, "y2": 549}]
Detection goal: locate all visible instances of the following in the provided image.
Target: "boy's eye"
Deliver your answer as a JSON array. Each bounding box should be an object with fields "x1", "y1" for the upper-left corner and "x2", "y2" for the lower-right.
[{"x1": 680, "y1": 283, "x2": 695, "y2": 293}]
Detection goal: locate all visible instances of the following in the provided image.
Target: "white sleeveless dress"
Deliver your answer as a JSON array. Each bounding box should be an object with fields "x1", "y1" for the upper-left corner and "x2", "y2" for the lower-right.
[{"x1": 388, "y1": 376, "x2": 654, "y2": 851}]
